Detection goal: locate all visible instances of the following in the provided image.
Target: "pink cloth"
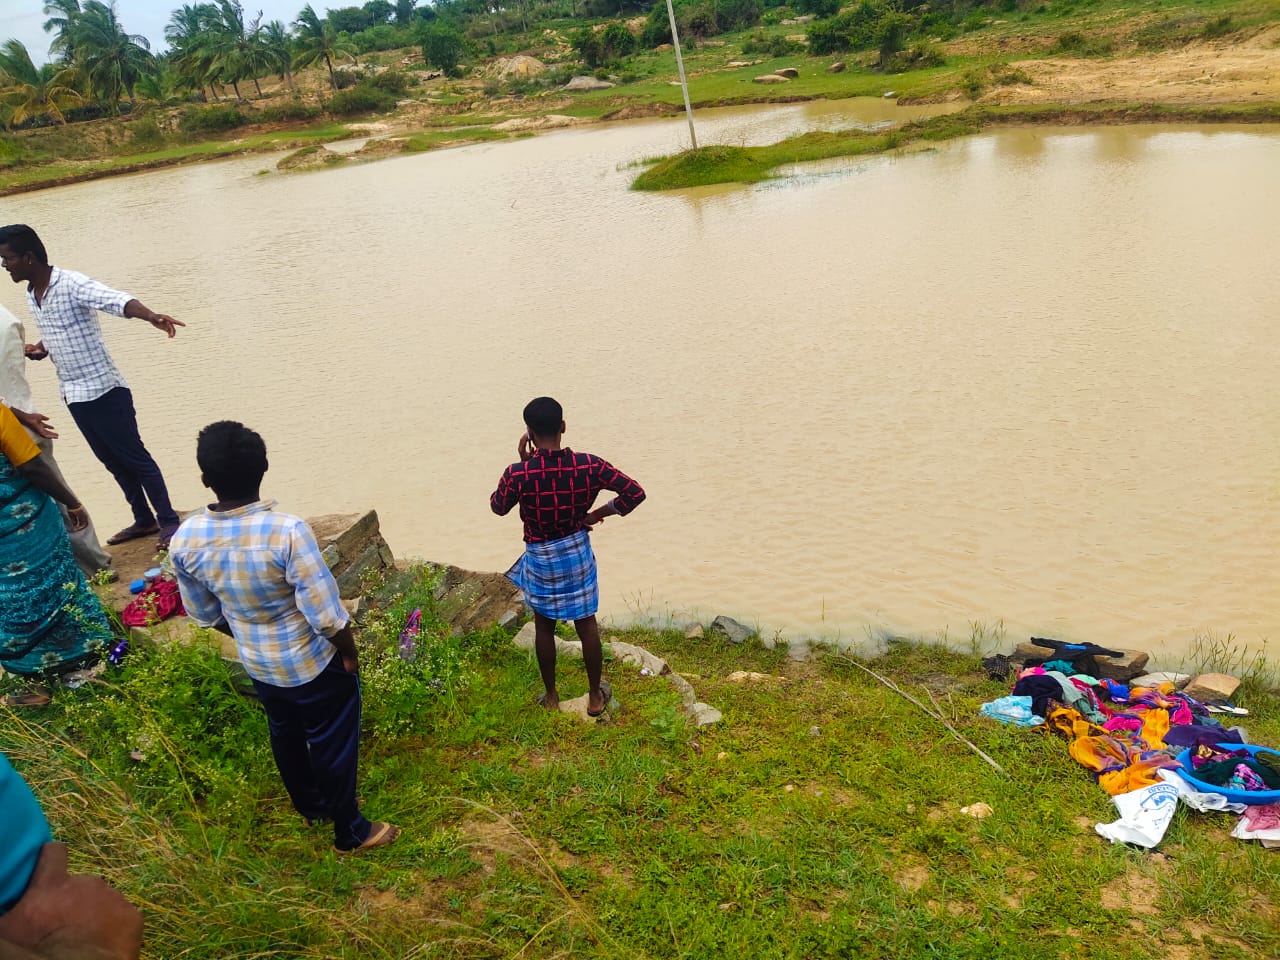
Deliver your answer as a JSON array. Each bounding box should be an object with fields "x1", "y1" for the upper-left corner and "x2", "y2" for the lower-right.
[{"x1": 1243, "y1": 803, "x2": 1280, "y2": 831}]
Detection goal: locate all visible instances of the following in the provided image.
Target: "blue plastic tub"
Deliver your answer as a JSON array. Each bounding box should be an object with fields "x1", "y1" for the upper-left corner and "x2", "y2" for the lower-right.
[{"x1": 1174, "y1": 743, "x2": 1280, "y2": 805}]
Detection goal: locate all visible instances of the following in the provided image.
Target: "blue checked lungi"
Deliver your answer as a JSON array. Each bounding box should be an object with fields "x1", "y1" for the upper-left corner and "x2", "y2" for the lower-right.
[{"x1": 505, "y1": 529, "x2": 598, "y2": 621}]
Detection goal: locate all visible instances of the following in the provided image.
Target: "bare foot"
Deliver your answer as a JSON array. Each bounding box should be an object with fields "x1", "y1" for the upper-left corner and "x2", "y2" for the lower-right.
[
  {"x1": 586, "y1": 688, "x2": 606, "y2": 717},
  {"x1": 538, "y1": 690, "x2": 560, "y2": 711}
]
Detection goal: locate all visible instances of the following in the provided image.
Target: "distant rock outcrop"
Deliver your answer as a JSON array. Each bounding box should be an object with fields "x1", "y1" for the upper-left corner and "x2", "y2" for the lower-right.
[{"x1": 564, "y1": 75, "x2": 615, "y2": 91}]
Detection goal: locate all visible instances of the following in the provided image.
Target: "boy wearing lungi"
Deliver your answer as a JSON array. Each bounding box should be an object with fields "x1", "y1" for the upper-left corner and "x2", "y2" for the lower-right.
[{"x1": 491, "y1": 397, "x2": 646, "y2": 716}]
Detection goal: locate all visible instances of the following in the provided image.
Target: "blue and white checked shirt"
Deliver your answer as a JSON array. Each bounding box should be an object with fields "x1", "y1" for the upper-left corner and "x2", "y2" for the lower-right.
[
  {"x1": 25, "y1": 267, "x2": 133, "y2": 405},
  {"x1": 169, "y1": 500, "x2": 349, "y2": 688}
]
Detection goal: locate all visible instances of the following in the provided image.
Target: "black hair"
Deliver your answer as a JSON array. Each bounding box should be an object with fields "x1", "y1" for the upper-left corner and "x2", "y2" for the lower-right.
[
  {"x1": 196, "y1": 421, "x2": 267, "y2": 500},
  {"x1": 0, "y1": 225, "x2": 48, "y2": 264},
  {"x1": 523, "y1": 396, "x2": 563, "y2": 439}
]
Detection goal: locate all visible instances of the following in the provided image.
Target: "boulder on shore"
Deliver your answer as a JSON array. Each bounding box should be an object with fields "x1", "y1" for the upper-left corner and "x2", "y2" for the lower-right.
[
  {"x1": 753, "y1": 74, "x2": 790, "y2": 84},
  {"x1": 709, "y1": 615, "x2": 754, "y2": 644},
  {"x1": 564, "y1": 75, "x2": 615, "y2": 91},
  {"x1": 774, "y1": 67, "x2": 799, "y2": 79},
  {"x1": 826, "y1": 61, "x2": 846, "y2": 74}
]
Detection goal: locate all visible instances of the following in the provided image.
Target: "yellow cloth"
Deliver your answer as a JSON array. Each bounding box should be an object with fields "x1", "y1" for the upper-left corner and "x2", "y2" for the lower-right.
[{"x1": 0, "y1": 404, "x2": 38, "y2": 468}]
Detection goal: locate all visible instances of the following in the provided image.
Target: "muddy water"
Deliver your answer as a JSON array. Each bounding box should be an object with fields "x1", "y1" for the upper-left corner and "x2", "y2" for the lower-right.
[{"x1": 7, "y1": 103, "x2": 1279, "y2": 661}]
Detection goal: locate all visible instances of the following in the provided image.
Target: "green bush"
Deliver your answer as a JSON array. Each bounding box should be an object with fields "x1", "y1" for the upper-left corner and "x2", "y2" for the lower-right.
[
  {"x1": 259, "y1": 99, "x2": 322, "y2": 123},
  {"x1": 366, "y1": 69, "x2": 410, "y2": 95},
  {"x1": 128, "y1": 116, "x2": 166, "y2": 150},
  {"x1": 325, "y1": 84, "x2": 399, "y2": 116},
  {"x1": 420, "y1": 22, "x2": 465, "y2": 75},
  {"x1": 1051, "y1": 30, "x2": 1113, "y2": 57},
  {"x1": 798, "y1": 0, "x2": 840, "y2": 17},
  {"x1": 742, "y1": 29, "x2": 804, "y2": 56},
  {"x1": 59, "y1": 638, "x2": 273, "y2": 819},
  {"x1": 178, "y1": 104, "x2": 247, "y2": 135},
  {"x1": 806, "y1": 1, "x2": 893, "y2": 56},
  {"x1": 887, "y1": 39, "x2": 945, "y2": 72},
  {"x1": 1201, "y1": 14, "x2": 1234, "y2": 39}
]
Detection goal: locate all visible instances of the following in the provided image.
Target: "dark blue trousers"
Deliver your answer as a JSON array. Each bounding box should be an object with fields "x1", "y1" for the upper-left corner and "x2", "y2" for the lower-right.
[
  {"x1": 252, "y1": 654, "x2": 373, "y2": 851},
  {"x1": 66, "y1": 386, "x2": 179, "y2": 529}
]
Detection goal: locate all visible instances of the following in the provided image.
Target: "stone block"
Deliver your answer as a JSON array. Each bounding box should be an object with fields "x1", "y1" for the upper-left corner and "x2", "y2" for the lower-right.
[
  {"x1": 307, "y1": 510, "x2": 395, "y2": 599},
  {"x1": 1093, "y1": 650, "x2": 1149, "y2": 683},
  {"x1": 1014, "y1": 641, "x2": 1056, "y2": 661},
  {"x1": 1181, "y1": 673, "x2": 1241, "y2": 704},
  {"x1": 1132, "y1": 672, "x2": 1190, "y2": 689}
]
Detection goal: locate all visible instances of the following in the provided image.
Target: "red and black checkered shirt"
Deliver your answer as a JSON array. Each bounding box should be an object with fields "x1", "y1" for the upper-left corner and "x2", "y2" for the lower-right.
[{"x1": 490, "y1": 447, "x2": 646, "y2": 543}]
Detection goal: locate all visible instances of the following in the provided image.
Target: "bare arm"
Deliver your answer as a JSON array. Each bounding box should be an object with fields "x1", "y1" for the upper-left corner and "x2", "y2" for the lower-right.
[
  {"x1": 327, "y1": 624, "x2": 359, "y2": 674},
  {"x1": 122, "y1": 300, "x2": 184, "y2": 338},
  {"x1": 15, "y1": 456, "x2": 87, "y2": 531}
]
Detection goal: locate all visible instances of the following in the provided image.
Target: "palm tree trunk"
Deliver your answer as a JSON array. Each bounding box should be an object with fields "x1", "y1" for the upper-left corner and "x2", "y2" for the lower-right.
[
  {"x1": 286, "y1": 68, "x2": 295, "y2": 92},
  {"x1": 232, "y1": 79, "x2": 244, "y2": 100},
  {"x1": 325, "y1": 54, "x2": 336, "y2": 90},
  {"x1": 253, "y1": 76, "x2": 262, "y2": 97}
]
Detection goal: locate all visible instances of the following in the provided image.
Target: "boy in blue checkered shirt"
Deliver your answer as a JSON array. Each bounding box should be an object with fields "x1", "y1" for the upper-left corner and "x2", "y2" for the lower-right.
[{"x1": 170, "y1": 421, "x2": 399, "y2": 854}]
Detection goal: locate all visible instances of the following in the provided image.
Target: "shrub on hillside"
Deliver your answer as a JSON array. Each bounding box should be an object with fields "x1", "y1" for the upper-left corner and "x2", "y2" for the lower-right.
[
  {"x1": 420, "y1": 22, "x2": 466, "y2": 75},
  {"x1": 178, "y1": 104, "x2": 247, "y2": 134},
  {"x1": 807, "y1": 2, "x2": 894, "y2": 56},
  {"x1": 742, "y1": 31, "x2": 803, "y2": 57},
  {"x1": 259, "y1": 99, "x2": 322, "y2": 123},
  {"x1": 128, "y1": 116, "x2": 166, "y2": 149},
  {"x1": 885, "y1": 40, "x2": 945, "y2": 71},
  {"x1": 798, "y1": 0, "x2": 841, "y2": 17},
  {"x1": 325, "y1": 84, "x2": 399, "y2": 116},
  {"x1": 366, "y1": 69, "x2": 411, "y2": 95}
]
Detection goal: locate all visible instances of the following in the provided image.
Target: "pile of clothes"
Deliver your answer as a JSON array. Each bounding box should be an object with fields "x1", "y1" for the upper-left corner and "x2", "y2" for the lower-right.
[{"x1": 979, "y1": 639, "x2": 1280, "y2": 849}]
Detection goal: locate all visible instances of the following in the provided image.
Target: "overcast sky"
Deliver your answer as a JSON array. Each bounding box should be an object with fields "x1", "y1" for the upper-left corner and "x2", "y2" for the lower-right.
[{"x1": 1, "y1": 1, "x2": 331, "y2": 64}]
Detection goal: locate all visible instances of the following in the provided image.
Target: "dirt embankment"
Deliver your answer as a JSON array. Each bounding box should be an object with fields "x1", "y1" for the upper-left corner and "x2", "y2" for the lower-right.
[{"x1": 983, "y1": 27, "x2": 1280, "y2": 105}]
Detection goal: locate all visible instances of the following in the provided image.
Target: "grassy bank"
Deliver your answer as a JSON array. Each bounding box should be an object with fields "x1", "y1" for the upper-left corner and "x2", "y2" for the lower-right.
[
  {"x1": 3, "y1": 0, "x2": 1278, "y2": 196},
  {"x1": 2, "y1": 565, "x2": 1277, "y2": 959},
  {"x1": 631, "y1": 101, "x2": 1280, "y2": 190}
]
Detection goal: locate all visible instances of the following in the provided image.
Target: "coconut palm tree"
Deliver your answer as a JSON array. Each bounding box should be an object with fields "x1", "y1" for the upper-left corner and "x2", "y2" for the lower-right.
[
  {"x1": 292, "y1": 4, "x2": 357, "y2": 91},
  {"x1": 261, "y1": 20, "x2": 296, "y2": 92},
  {"x1": 0, "y1": 38, "x2": 83, "y2": 126},
  {"x1": 64, "y1": 0, "x2": 155, "y2": 113},
  {"x1": 42, "y1": 0, "x2": 82, "y2": 62},
  {"x1": 165, "y1": 3, "x2": 219, "y2": 100},
  {"x1": 202, "y1": 0, "x2": 277, "y2": 100}
]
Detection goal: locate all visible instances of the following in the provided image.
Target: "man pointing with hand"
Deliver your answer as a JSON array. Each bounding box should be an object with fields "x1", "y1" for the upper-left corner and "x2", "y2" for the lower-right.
[{"x1": 0, "y1": 224, "x2": 184, "y2": 550}]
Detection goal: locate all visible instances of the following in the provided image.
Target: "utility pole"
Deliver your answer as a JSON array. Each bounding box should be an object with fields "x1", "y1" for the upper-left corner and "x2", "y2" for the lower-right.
[{"x1": 664, "y1": 0, "x2": 698, "y2": 150}]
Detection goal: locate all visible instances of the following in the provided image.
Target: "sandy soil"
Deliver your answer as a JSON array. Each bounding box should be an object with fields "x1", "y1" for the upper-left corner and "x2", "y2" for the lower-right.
[{"x1": 983, "y1": 28, "x2": 1280, "y2": 104}]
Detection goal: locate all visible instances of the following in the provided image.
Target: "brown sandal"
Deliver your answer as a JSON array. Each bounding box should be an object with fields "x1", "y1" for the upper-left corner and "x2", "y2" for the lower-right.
[
  {"x1": 334, "y1": 821, "x2": 400, "y2": 855},
  {"x1": 106, "y1": 523, "x2": 159, "y2": 545}
]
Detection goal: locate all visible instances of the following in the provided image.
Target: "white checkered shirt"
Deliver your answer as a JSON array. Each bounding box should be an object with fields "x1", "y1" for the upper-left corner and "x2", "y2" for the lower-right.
[
  {"x1": 25, "y1": 267, "x2": 133, "y2": 405},
  {"x1": 169, "y1": 500, "x2": 349, "y2": 688}
]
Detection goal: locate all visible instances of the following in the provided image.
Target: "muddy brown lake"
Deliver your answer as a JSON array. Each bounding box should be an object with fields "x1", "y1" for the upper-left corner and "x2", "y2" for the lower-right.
[{"x1": 9, "y1": 100, "x2": 1278, "y2": 661}]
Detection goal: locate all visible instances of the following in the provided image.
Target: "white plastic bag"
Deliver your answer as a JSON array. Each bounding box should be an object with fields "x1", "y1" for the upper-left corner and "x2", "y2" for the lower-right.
[
  {"x1": 1095, "y1": 782, "x2": 1180, "y2": 849},
  {"x1": 1156, "y1": 767, "x2": 1247, "y2": 814}
]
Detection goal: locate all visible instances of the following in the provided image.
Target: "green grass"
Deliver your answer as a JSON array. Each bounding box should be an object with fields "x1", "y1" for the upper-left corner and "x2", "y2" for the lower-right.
[
  {"x1": 633, "y1": 102, "x2": 1280, "y2": 190},
  {"x1": 401, "y1": 126, "x2": 516, "y2": 152},
  {"x1": 2, "y1": 566, "x2": 1278, "y2": 958}
]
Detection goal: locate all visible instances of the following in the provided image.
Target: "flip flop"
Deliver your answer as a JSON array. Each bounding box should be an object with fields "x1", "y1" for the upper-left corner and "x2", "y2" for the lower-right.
[
  {"x1": 2, "y1": 686, "x2": 52, "y2": 708},
  {"x1": 334, "y1": 821, "x2": 400, "y2": 855},
  {"x1": 587, "y1": 680, "x2": 613, "y2": 718},
  {"x1": 156, "y1": 524, "x2": 180, "y2": 550},
  {"x1": 1204, "y1": 701, "x2": 1249, "y2": 716},
  {"x1": 106, "y1": 523, "x2": 159, "y2": 546}
]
